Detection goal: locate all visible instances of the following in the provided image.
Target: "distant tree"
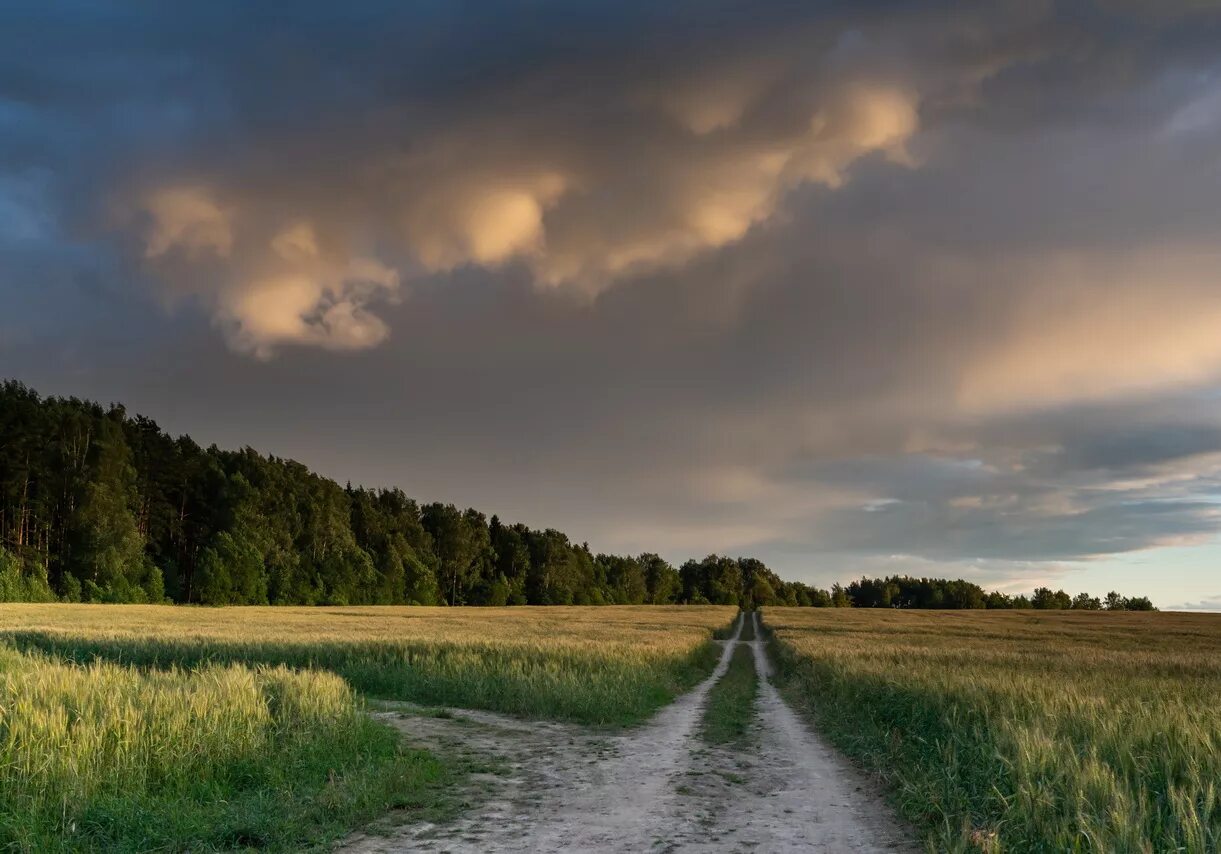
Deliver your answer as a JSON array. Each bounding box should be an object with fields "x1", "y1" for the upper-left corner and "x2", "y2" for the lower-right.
[
  {"x1": 0, "y1": 546, "x2": 54, "y2": 602},
  {"x1": 489, "y1": 517, "x2": 530, "y2": 604},
  {"x1": 1122, "y1": 595, "x2": 1156, "y2": 611},
  {"x1": 1032, "y1": 587, "x2": 1072, "y2": 610},
  {"x1": 985, "y1": 591, "x2": 1013, "y2": 609},
  {"x1": 748, "y1": 576, "x2": 777, "y2": 608},
  {"x1": 806, "y1": 586, "x2": 832, "y2": 607},
  {"x1": 196, "y1": 530, "x2": 267, "y2": 605},
  {"x1": 679, "y1": 556, "x2": 743, "y2": 606},
  {"x1": 66, "y1": 417, "x2": 163, "y2": 603},
  {"x1": 847, "y1": 576, "x2": 892, "y2": 607},
  {"x1": 598, "y1": 554, "x2": 647, "y2": 605},
  {"x1": 421, "y1": 503, "x2": 488, "y2": 605},
  {"x1": 830, "y1": 583, "x2": 852, "y2": 607},
  {"x1": 739, "y1": 558, "x2": 787, "y2": 608},
  {"x1": 707, "y1": 557, "x2": 744, "y2": 606},
  {"x1": 640, "y1": 553, "x2": 680, "y2": 604},
  {"x1": 1071, "y1": 592, "x2": 1102, "y2": 610},
  {"x1": 1104, "y1": 591, "x2": 1125, "y2": 610}
]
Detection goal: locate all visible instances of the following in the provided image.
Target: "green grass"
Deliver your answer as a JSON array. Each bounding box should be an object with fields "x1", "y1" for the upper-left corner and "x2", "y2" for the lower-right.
[
  {"x1": 763, "y1": 608, "x2": 1221, "y2": 853},
  {"x1": 699, "y1": 641, "x2": 758, "y2": 745},
  {"x1": 0, "y1": 645, "x2": 455, "y2": 853}
]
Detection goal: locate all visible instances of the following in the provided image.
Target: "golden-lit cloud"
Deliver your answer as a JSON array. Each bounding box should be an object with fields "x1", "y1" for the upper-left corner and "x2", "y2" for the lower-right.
[
  {"x1": 139, "y1": 197, "x2": 400, "y2": 357},
  {"x1": 958, "y1": 249, "x2": 1221, "y2": 411},
  {"x1": 143, "y1": 187, "x2": 232, "y2": 259},
  {"x1": 528, "y1": 84, "x2": 920, "y2": 290},
  {"x1": 220, "y1": 253, "x2": 400, "y2": 358},
  {"x1": 270, "y1": 222, "x2": 320, "y2": 263},
  {"x1": 404, "y1": 173, "x2": 568, "y2": 271},
  {"x1": 131, "y1": 75, "x2": 922, "y2": 348},
  {"x1": 795, "y1": 84, "x2": 918, "y2": 183}
]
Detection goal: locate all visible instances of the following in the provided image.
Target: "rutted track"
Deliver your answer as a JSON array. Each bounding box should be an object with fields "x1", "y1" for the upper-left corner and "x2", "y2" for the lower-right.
[{"x1": 341, "y1": 613, "x2": 914, "y2": 853}]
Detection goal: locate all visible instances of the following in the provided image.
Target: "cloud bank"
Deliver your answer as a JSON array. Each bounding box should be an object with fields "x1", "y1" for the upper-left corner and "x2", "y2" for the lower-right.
[{"x1": 122, "y1": 38, "x2": 926, "y2": 354}]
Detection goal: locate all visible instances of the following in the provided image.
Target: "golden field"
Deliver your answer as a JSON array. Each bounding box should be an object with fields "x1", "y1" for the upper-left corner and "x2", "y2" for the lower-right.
[
  {"x1": 0, "y1": 604, "x2": 736, "y2": 724},
  {"x1": 763, "y1": 607, "x2": 1221, "y2": 853},
  {"x1": 0, "y1": 604, "x2": 735, "y2": 851}
]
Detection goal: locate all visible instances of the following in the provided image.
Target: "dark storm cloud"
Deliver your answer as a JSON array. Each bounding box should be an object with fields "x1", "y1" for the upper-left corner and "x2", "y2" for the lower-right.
[{"x1": 5, "y1": 1, "x2": 1221, "y2": 593}]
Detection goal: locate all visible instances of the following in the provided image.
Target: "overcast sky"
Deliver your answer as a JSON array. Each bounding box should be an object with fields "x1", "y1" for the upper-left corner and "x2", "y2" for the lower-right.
[{"x1": 4, "y1": 1, "x2": 1221, "y2": 608}]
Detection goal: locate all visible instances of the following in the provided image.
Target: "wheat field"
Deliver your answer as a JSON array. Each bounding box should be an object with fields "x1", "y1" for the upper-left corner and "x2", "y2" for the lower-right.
[
  {"x1": 0, "y1": 604, "x2": 734, "y2": 724},
  {"x1": 762, "y1": 607, "x2": 1221, "y2": 853},
  {"x1": 0, "y1": 644, "x2": 448, "y2": 852},
  {"x1": 0, "y1": 605, "x2": 735, "y2": 851}
]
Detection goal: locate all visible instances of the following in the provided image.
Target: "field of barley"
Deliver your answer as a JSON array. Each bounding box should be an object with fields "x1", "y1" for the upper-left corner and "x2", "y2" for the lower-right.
[
  {"x1": 0, "y1": 604, "x2": 735, "y2": 852},
  {"x1": 762, "y1": 608, "x2": 1221, "y2": 853}
]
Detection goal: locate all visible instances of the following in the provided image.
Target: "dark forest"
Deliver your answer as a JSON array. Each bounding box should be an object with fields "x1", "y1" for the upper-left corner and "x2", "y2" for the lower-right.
[{"x1": 0, "y1": 381, "x2": 1151, "y2": 610}]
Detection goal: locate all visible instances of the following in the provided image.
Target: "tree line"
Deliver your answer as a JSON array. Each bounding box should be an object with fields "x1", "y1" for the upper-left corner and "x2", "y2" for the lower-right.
[
  {"x1": 0, "y1": 381, "x2": 1156, "y2": 610},
  {"x1": 841, "y1": 575, "x2": 1155, "y2": 611}
]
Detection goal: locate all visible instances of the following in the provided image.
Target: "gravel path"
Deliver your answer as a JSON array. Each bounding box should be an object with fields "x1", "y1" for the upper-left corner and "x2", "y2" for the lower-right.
[{"x1": 340, "y1": 612, "x2": 914, "y2": 853}]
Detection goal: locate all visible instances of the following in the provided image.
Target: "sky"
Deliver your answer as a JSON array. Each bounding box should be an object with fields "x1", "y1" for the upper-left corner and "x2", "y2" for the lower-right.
[{"x1": 3, "y1": 1, "x2": 1221, "y2": 609}]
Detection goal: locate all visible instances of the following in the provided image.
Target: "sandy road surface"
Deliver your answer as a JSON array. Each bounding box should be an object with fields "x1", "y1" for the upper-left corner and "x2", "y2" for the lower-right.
[{"x1": 341, "y1": 612, "x2": 914, "y2": 853}]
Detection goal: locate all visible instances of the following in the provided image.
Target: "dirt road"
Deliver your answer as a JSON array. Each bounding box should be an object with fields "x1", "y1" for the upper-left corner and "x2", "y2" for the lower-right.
[{"x1": 341, "y1": 612, "x2": 914, "y2": 853}]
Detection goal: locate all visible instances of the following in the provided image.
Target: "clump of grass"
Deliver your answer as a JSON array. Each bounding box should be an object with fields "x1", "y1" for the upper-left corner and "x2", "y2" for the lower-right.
[
  {"x1": 699, "y1": 642, "x2": 758, "y2": 745},
  {"x1": 1, "y1": 605, "x2": 734, "y2": 726},
  {"x1": 762, "y1": 608, "x2": 1221, "y2": 853},
  {"x1": 0, "y1": 645, "x2": 452, "y2": 852}
]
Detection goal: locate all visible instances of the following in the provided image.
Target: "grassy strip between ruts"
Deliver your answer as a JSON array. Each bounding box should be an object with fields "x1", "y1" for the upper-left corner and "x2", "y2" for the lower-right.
[
  {"x1": 0, "y1": 645, "x2": 457, "y2": 853},
  {"x1": 699, "y1": 640, "x2": 758, "y2": 746},
  {"x1": 761, "y1": 607, "x2": 1221, "y2": 853}
]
